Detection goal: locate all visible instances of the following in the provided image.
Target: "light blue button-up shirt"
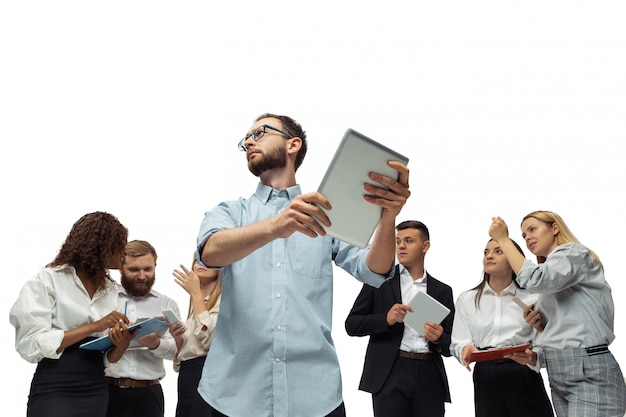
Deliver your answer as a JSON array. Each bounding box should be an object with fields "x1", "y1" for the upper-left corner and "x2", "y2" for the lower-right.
[{"x1": 196, "y1": 183, "x2": 389, "y2": 417}]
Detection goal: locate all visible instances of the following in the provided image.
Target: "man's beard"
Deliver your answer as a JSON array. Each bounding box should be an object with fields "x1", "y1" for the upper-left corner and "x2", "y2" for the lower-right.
[
  {"x1": 121, "y1": 274, "x2": 155, "y2": 297},
  {"x1": 248, "y1": 145, "x2": 287, "y2": 177}
]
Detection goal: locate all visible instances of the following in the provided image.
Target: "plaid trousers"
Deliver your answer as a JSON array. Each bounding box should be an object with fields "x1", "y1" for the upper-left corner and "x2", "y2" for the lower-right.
[{"x1": 544, "y1": 347, "x2": 626, "y2": 417}]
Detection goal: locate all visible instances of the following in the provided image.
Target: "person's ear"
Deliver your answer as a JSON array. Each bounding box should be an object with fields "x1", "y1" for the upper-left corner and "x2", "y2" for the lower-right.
[
  {"x1": 423, "y1": 240, "x2": 431, "y2": 254},
  {"x1": 287, "y1": 137, "x2": 302, "y2": 154},
  {"x1": 551, "y1": 222, "x2": 559, "y2": 236}
]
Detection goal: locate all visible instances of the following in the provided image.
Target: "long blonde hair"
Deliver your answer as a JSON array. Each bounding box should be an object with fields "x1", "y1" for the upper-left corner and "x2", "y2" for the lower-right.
[
  {"x1": 186, "y1": 253, "x2": 222, "y2": 319},
  {"x1": 522, "y1": 210, "x2": 603, "y2": 270}
]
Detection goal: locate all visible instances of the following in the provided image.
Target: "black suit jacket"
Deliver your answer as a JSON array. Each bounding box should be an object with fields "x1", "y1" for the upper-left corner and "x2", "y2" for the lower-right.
[{"x1": 345, "y1": 265, "x2": 455, "y2": 402}]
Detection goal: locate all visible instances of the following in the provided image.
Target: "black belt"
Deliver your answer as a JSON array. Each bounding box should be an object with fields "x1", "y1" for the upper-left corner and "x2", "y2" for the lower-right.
[
  {"x1": 586, "y1": 344, "x2": 609, "y2": 356},
  {"x1": 399, "y1": 350, "x2": 432, "y2": 361},
  {"x1": 105, "y1": 376, "x2": 160, "y2": 388}
]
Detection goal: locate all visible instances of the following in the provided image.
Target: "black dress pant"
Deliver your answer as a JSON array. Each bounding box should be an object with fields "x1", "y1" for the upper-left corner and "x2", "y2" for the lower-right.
[
  {"x1": 473, "y1": 359, "x2": 554, "y2": 417},
  {"x1": 106, "y1": 383, "x2": 164, "y2": 417},
  {"x1": 372, "y1": 356, "x2": 445, "y2": 417}
]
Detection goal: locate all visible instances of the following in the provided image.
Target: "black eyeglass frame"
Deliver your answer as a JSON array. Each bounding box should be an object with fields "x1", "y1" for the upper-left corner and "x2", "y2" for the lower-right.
[{"x1": 238, "y1": 124, "x2": 294, "y2": 151}]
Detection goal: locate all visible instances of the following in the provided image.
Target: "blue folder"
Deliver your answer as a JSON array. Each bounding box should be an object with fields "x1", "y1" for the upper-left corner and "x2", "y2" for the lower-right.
[{"x1": 79, "y1": 317, "x2": 169, "y2": 351}]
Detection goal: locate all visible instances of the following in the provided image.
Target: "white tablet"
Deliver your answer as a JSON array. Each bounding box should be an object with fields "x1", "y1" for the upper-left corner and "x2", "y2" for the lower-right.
[
  {"x1": 403, "y1": 291, "x2": 451, "y2": 335},
  {"x1": 316, "y1": 129, "x2": 409, "y2": 248}
]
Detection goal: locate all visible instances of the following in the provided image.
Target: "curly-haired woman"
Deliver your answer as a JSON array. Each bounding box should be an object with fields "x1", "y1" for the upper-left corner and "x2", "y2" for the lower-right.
[{"x1": 10, "y1": 211, "x2": 133, "y2": 417}]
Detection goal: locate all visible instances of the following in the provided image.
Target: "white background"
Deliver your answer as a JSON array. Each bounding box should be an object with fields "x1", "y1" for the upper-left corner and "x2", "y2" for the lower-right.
[{"x1": 1, "y1": 2, "x2": 625, "y2": 416}]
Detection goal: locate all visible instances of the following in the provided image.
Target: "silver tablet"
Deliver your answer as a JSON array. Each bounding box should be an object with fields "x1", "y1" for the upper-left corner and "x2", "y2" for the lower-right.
[
  {"x1": 316, "y1": 128, "x2": 409, "y2": 248},
  {"x1": 404, "y1": 291, "x2": 451, "y2": 335}
]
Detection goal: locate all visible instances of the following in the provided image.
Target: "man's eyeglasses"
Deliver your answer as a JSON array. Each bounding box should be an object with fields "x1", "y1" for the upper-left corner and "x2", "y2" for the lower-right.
[{"x1": 238, "y1": 124, "x2": 294, "y2": 151}]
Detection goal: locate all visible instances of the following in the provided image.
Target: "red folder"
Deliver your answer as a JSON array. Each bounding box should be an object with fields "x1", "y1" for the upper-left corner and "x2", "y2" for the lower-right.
[{"x1": 469, "y1": 343, "x2": 531, "y2": 363}]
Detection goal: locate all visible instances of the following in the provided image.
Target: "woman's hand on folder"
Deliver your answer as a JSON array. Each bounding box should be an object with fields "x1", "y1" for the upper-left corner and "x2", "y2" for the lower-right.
[
  {"x1": 107, "y1": 321, "x2": 139, "y2": 363},
  {"x1": 461, "y1": 345, "x2": 478, "y2": 371},
  {"x1": 504, "y1": 348, "x2": 537, "y2": 367},
  {"x1": 109, "y1": 319, "x2": 137, "y2": 349},
  {"x1": 94, "y1": 311, "x2": 129, "y2": 333}
]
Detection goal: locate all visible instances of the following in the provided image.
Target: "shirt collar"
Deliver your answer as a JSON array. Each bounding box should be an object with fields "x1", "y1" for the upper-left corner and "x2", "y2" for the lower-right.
[
  {"x1": 483, "y1": 280, "x2": 518, "y2": 296},
  {"x1": 255, "y1": 182, "x2": 302, "y2": 204},
  {"x1": 118, "y1": 288, "x2": 158, "y2": 299},
  {"x1": 59, "y1": 265, "x2": 119, "y2": 296},
  {"x1": 399, "y1": 264, "x2": 427, "y2": 283}
]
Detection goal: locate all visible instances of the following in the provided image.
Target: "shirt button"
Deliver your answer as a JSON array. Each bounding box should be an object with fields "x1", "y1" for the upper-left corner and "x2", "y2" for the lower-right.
[
  {"x1": 275, "y1": 358, "x2": 281, "y2": 363},
  {"x1": 276, "y1": 325, "x2": 282, "y2": 331},
  {"x1": 276, "y1": 262, "x2": 281, "y2": 267},
  {"x1": 276, "y1": 293, "x2": 281, "y2": 298}
]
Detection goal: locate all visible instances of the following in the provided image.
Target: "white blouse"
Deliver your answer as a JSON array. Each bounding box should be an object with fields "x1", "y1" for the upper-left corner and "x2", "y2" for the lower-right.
[
  {"x1": 9, "y1": 265, "x2": 120, "y2": 363},
  {"x1": 451, "y1": 281, "x2": 539, "y2": 365}
]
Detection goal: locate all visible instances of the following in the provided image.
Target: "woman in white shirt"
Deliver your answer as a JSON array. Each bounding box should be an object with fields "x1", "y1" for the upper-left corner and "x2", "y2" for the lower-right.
[
  {"x1": 489, "y1": 211, "x2": 626, "y2": 417},
  {"x1": 169, "y1": 257, "x2": 221, "y2": 417},
  {"x1": 451, "y1": 238, "x2": 554, "y2": 417},
  {"x1": 9, "y1": 211, "x2": 133, "y2": 417}
]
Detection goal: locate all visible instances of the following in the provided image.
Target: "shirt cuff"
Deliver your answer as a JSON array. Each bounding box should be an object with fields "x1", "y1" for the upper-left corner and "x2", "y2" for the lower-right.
[{"x1": 37, "y1": 330, "x2": 65, "y2": 360}]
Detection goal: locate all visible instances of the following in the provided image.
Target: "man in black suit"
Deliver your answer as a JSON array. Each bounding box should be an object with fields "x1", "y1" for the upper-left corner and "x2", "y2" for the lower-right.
[{"x1": 345, "y1": 220, "x2": 454, "y2": 417}]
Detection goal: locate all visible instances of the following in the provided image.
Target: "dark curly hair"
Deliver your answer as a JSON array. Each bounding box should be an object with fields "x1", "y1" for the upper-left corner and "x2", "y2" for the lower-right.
[{"x1": 49, "y1": 212, "x2": 128, "y2": 291}]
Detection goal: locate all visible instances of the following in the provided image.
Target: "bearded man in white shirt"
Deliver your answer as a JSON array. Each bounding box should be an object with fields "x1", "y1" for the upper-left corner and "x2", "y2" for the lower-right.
[{"x1": 105, "y1": 240, "x2": 181, "y2": 417}]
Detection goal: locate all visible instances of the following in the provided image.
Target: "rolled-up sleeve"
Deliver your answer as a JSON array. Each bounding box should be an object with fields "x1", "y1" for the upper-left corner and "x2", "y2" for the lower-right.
[
  {"x1": 9, "y1": 279, "x2": 64, "y2": 363},
  {"x1": 333, "y1": 239, "x2": 393, "y2": 288},
  {"x1": 197, "y1": 201, "x2": 241, "y2": 268}
]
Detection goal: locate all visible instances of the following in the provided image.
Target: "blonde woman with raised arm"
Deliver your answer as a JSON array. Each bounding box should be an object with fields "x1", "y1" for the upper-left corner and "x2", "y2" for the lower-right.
[
  {"x1": 489, "y1": 211, "x2": 626, "y2": 417},
  {"x1": 169, "y1": 256, "x2": 221, "y2": 417}
]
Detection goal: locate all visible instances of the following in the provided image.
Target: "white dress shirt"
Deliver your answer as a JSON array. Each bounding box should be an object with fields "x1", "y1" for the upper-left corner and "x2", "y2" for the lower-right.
[
  {"x1": 105, "y1": 288, "x2": 180, "y2": 381},
  {"x1": 451, "y1": 281, "x2": 540, "y2": 366},
  {"x1": 399, "y1": 266, "x2": 431, "y2": 353},
  {"x1": 9, "y1": 265, "x2": 120, "y2": 363}
]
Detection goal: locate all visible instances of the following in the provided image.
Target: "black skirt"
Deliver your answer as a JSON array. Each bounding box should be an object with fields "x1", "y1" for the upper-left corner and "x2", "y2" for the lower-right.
[
  {"x1": 28, "y1": 339, "x2": 107, "y2": 417},
  {"x1": 473, "y1": 359, "x2": 554, "y2": 417},
  {"x1": 176, "y1": 355, "x2": 213, "y2": 417}
]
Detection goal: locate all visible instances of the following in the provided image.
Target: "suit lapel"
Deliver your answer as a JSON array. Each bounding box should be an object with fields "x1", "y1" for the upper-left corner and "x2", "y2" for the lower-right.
[
  {"x1": 391, "y1": 264, "x2": 403, "y2": 303},
  {"x1": 426, "y1": 272, "x2": 432, "y2": 296}
]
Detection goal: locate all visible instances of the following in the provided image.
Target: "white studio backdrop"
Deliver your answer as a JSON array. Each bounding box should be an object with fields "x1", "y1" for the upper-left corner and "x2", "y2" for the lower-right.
[{"x1": 1, "y1": 2, "x2": 625, "y2": 416}]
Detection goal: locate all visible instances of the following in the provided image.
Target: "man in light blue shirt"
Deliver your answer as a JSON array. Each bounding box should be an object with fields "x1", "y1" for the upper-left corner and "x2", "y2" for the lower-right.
[{"x1": 196, "y1": 113, "x2": 410, "y2": 417}]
